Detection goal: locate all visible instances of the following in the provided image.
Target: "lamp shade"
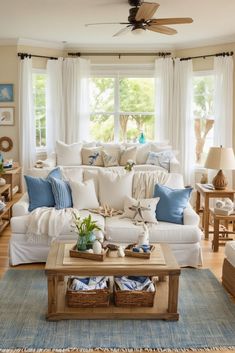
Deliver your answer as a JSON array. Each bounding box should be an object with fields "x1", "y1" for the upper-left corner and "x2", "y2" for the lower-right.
[{"x1": 204, "y1": 146, "x2": 235, "y2": 170}]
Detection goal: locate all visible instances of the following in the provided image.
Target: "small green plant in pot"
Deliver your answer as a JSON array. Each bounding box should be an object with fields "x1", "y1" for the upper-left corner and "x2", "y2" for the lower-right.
[{"x1": 73, "y1": 212, "x2": 101, "y2": 251}]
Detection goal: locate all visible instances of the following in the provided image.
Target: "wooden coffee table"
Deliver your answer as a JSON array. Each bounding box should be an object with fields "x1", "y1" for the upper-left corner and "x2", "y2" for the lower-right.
[{"x1": 45, "y1": 242, "x2": 181, "y2": 321}]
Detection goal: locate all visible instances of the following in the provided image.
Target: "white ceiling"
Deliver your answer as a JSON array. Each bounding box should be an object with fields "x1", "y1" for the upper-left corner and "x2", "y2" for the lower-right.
[{"x1": 1, "y1": 0, "x2": 235, "y2": 50}]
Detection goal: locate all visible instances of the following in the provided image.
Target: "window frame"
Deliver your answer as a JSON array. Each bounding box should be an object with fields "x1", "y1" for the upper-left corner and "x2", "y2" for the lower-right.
[
  {"x1": 32, "y1": 68, "x2": 47, "y2": 153},
  {"x1": 90, "y1": 64, "x2": 155, "y2": 142}
]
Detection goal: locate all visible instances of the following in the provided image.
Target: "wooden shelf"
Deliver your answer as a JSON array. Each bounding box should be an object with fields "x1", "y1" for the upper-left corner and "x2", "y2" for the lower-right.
[
  {"x1": 0, "y1": 184, "x2": 12, "y2": 236},
  {"x1": 46, "y1": 277, "x2": 178, "y2": 321}
]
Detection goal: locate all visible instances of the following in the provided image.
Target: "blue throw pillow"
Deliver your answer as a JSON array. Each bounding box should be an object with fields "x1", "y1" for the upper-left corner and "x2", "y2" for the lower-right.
[
  {"x1": 24, "y1": 168, "x2": 62, "y2": 212},
  {"x1": 154, "y1": 184, "x2": 193, "y2": 224},
  {"x1": 49, "y1": 177, "x2": 73, "y2": 209}
]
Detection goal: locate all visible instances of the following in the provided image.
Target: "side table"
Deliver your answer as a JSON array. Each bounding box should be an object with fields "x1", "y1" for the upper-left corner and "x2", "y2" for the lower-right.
[
  {"x1": 210, "y1": 208, "x2": 235, "y2": 252},
  {"x1": 195, "y1": 183, "x2": 235, "y2": 240},
  {"x1": 0, "y1": 164, "x2": 22, "y2": 197}
]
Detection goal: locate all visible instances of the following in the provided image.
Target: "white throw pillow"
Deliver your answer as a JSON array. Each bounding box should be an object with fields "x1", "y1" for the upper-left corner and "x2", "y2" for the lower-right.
[
  {"x1": 70, "y1": 179, "x2": 99, "y2": 210},
  {"x1": 56, "y1": 141, "x2": 82, "y2": 166},
  {"x1": 100, "y1": 143, "x2": 121, "y2": 159},
  {"x1": 99, "y1": 171, "x2": 134, "y2": 210},
  {"x1": 81, "y1": 147, "x2": 104, "y2": 166},
  {"x1": 122, "y1": 196, "x2": 159, "y2": 223},
  {"x1": 136, "y1": 143, "x2": 152, "y2": 164},
  {"x1": 120, "y1": 146, "x2": 137, "y2": 166},
  {"x1": 83, "y1": 169, "x2": 99, "y2": 197}
]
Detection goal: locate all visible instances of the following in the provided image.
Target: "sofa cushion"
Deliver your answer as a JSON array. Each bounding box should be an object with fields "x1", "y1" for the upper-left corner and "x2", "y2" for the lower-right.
[
  {"x1": 81, "y1": 147, "x2": 104, "y2": 166},
  {"x1": 120, "y1": 146, "x2": 137, "y2": 166},
  {"x1": 24, "y1": 168, "x2": 62, "y2": 212},
  {"x1": 61, "y1": 167, "x2": 83, "y2": 183},
  {"x1": 11, "y1": 210, "x2": 105, "y2": 237},
  {"x1": 70, "y1": 179, "x2": 99, "y2": 210},
  {"x1": 154, "y1": 184, "x2": 193, "y2": 224},
  {"x1": 122, "y1": 196, "x2": 159, "y2": 223},
  {"x1": 99, "y1": 171, "x2": 133, "y2": 210},
  {"x1": 105, "y1": 216, "x2": 202, "y2": 244},
  {"x1": 49, "y1": 177, "x2": 73, "y2": 209},
  {"x1": 56, "y1": 141, "x2": 82, "y2": 166}
]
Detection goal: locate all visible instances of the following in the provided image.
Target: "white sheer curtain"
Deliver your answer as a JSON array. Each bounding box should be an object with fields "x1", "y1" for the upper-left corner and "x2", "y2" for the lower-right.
[
  {"x1": 19, "y1": 57, "x2": 36, "y2": 173},
  {"x1": 63, "y1": 58, "x2": 90, "y2": 143},
  {"x1": 213, "y1": 55, "x2": 233, "y2": 186},
  {"x1": 155, "y1": 58, "x2": 174, "y2": 143},
  {"x1": 214, "y1": 56, "x2": 233, "y2": 147},
  {"x1": 174, "y1": 59, "x2": 194, "y2": 186},
  {"x1": 46, "y1": 57, "x2": 64, "y2": 154},
  {"x1": 46, "y1": 57, "x2": 90, "y2": 147}
]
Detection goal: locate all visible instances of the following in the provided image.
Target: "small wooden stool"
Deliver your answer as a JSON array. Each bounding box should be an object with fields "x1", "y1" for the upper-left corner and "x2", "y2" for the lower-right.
[{"x1": 210, "y1": 208, "x2": 235, "y2": 252}]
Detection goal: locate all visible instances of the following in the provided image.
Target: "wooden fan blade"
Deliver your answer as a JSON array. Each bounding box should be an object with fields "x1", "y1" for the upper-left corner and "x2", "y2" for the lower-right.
[
  {"x1": 113, "y1": 26, "x2": 132, "y2": 37},
  {"x1": 85, "y1": 22, "x2": 129, "y2": 27},
  {"x1": 135, "y1": 2, "x2": 160, "y2": 21},
  {"x1": 147, "y1": 24, "x2": 177, "y2": 35},
  {"x1": 150, "y1": 17, "x2": 193, "y2": 25}
]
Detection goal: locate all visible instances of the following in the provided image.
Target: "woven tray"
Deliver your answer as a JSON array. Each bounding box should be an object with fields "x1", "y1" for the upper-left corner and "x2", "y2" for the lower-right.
[
  {"x1": 124, "y1": 244, "x2": 155, "y2": 259},
  {"x1": 69, "y1": 245, "x2": 108, "y2": 261},
  {"x1": 113, "y1": 281, "x2": 156, "y2": 307},
  {"x1": 67, "y1": 277, "x2": 111, "y2": 307}
]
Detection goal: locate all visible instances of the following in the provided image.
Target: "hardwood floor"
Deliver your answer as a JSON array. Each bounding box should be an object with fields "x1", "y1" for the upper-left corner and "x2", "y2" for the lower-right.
[{"x1": 0, "y1": 219, "x2": 234, "y2": 353}]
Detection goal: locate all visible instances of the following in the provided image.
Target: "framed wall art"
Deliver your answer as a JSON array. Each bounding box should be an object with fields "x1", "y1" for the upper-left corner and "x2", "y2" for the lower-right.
[
  {"x1": 0, "y1": 84, "x2": 14, "y2": 102},
  {"x1": 0, "y1": 107, "x2": 14, "y2": 126}
]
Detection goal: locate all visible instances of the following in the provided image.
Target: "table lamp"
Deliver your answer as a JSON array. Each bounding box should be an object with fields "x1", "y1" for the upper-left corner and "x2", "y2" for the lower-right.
[{"x1": 204, "y1": 146, "x2": 235, "y2": 190}]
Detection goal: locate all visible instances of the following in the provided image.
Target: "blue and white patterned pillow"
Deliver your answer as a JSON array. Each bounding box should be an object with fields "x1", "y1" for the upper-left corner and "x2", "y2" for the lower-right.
[
  {"x1": 49, "y1": 177, "x2": 73, "y2": 210},
  {"x1": 146, "y1": 150, "x2": 175, "y2": 171},
  {"x1": 102, "y1": 150, "x2": 119, "y2": 167}
]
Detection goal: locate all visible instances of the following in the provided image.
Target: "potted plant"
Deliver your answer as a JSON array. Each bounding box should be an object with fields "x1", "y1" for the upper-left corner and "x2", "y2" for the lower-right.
[{"x1": 73, "y1": 212, "x2": 101, "y2": 251}]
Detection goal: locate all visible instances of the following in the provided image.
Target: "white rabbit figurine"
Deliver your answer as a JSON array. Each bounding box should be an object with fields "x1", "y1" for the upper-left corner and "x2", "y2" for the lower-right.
[{"x1": 137, "y1": 224, "x2": 149, "y2": 246}]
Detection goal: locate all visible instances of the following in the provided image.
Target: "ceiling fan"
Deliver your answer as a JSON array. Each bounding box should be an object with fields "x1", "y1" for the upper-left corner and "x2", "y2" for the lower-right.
[{"x1": 85, "y1": 0, "x2": 193, "y2": 37}]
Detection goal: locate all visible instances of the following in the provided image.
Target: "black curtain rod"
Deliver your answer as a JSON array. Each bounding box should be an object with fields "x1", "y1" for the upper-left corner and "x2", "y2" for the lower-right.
[
  {"x1": 67, "y1": 52, "x2": 171, "y2": 58},
  {"x1": 18, "y1": 53, "x2": 58, "y2": 60},
  {"x1": 180, "y1": 51, "x2": 233, "y2": 61}
]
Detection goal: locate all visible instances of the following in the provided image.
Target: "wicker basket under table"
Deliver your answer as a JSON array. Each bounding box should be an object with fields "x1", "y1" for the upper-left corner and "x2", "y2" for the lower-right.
[
  {"x1": 113, "y1": 281, "x2": 156, "y2": 307},
  {"x1": 67, "y1": 278, "x2": 111, "y2": 307}
]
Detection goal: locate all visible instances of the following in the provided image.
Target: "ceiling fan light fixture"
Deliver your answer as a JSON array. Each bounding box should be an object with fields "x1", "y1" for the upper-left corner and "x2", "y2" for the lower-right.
[{"x1": 131, "y1": 27, "x2": 145, "y2": 35}]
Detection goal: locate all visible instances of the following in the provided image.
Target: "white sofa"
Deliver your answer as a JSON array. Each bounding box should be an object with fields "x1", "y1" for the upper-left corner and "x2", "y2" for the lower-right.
[{"x1": 10, "y1": 166, "x2": 203, "y2": 267}]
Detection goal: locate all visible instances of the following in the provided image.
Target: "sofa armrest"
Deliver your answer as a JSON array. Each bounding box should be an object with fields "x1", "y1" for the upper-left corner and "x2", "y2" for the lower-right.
[
  {"x1": 12, "y1": 193, "x2": 29, "y2": 217},
  {"x1": 183, "y1": 206, "x2": 200, "y2": 226},
  {"x1": 169, "y1": 157, "x2": 180, "y2": 173}
]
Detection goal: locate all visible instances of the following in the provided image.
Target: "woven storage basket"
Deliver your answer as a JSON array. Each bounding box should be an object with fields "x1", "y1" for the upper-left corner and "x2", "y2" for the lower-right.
[
  {"x1": 113, "y1": 281, "x2": 156, "y2": 307},
  {"x1": 67, "y1": 277, "x2": 111, "y2": 308}
]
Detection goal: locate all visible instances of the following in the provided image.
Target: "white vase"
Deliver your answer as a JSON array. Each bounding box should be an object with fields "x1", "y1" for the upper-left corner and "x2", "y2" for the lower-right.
[{"x1": 92, "y1": 240, "x2": 102, "y2": 254}]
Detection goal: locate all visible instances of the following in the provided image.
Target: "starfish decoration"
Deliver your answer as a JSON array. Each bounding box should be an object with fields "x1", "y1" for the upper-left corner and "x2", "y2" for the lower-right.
[{"x1": 129, "y1": 201, "x2": 150, "y2": 221}]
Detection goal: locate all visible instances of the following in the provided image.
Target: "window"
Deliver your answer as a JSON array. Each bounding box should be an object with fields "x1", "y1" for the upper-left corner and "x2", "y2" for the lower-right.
[
  {"x1": 193, "y1": 73, "x2": 215, "y2": 165},
  {"x1": 90, "y1": 77, "x2": 155, "y2": 142},
  {"x1": 32, "y1": 71, "x2": 47, "y2": 149}
]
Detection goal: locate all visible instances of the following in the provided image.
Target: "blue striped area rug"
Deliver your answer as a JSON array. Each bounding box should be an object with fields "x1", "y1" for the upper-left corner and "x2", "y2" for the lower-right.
[{"x1": 0, "y1": 268, "x2": 234, "y2": 352}]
